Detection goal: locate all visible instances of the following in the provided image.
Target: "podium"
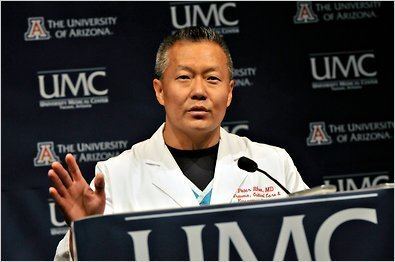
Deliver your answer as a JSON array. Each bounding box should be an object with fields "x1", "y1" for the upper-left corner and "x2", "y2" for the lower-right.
[{"x1": 72, "y1": 187, "x2": 394, "y2": 260}]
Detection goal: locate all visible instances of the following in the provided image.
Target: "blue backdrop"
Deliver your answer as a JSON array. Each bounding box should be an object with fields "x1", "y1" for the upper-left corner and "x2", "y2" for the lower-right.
[{"x1": 2, "y1": 1, "x2": 394, "y2": 260}]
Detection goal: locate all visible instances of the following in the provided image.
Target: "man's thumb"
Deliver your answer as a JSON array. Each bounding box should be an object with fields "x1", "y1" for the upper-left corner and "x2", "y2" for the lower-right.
[{"x1": 94, "y1": 173, "x2": 105, "y2": 195}]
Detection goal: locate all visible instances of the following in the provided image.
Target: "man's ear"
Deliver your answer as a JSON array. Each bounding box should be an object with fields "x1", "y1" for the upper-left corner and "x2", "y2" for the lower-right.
[
  {"x1": 153, "y1": 78, "x2": 165, "y2": 106},
  {"x1": 226, "y1": 80, "x2": 235, "y2": 107}
]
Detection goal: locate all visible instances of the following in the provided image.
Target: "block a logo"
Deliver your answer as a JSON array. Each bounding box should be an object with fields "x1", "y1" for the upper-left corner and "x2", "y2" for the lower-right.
[
  {"x1": 306, "y1": 122, "x2": 332, "y2": 146},
  {"x1": 33, "y1": 142, "x2": 60, "y2": 167},
  {"x1": 24, "y1": 17, "x2": 51, "y2": 41},
  {"x1": 293, "y1": 2, "x2": 318, "y2": 24}
]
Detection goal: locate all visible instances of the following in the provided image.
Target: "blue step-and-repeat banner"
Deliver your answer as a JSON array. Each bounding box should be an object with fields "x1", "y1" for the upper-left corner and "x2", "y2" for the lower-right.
[{"x1": 2, "y1": 2, "x2": 394, "y2": 260}]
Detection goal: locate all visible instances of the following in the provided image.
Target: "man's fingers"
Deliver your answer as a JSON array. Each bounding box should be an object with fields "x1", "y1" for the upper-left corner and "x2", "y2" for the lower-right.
[
  {"x1": 49, "y1": 187, "x2": 72, "y2": 225},
  {"x1": 94, "y1": 173, "x2": 105, "y2": 196},
  {"x1": 65, "y1": 153, "x2": 84, "y2": 182},
  {"x1": 51, "y1": 161, "x2": 73, "y2": 188},
  {"x1": 48, "y1": 169, "x2": 69, "y2": 197},
  {"x1": 49, "y1": 187, "x2": 67, "y2": 208}
]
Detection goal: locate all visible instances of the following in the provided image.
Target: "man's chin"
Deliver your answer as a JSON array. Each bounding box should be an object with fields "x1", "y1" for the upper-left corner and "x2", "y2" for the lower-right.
[{"x1": 185, "y1": 119, "x2": 217, "y2": 133}]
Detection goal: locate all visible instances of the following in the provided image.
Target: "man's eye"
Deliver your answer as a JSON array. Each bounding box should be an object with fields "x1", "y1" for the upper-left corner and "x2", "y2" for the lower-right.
[
  {"x1": 207, "y1": 76, "x2": 220, "y2": 82},
  {"x1": 176, "y1": 75, "x2": 190, "y2": 80}
]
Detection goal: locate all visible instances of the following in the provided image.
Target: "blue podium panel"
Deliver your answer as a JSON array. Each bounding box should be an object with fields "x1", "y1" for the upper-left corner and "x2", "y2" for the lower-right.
[{"x1": 73, "y1": 188, "x2": 394, "y2": 261}]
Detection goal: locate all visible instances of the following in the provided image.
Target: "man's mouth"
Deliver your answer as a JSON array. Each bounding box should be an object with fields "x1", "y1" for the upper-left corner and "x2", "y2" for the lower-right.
[
  {"x1": 188, "y1": 106, "x2": 209, "y2": 112},
  {"x1": 187, "y1": 106, "x2": 210, "y2": 119}
]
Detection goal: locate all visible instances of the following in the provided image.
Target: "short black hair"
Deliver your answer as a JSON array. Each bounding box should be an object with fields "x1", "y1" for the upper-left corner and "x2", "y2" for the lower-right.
[{"x1": 154, "y1": 26, "x2": 233, "y2": 79}]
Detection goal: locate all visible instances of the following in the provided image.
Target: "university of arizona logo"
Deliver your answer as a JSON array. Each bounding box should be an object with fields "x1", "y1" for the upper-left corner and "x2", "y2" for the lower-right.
[
  {"x1": 24, "y1": 17, "x2": 51, "y2": 41},
  {"x1": 306, "y1": 122, "x2": 332, "y2": 146},
  {"x1": 293, "y1": 2, "x2": 318, "y2": 24},
  {"x1": 33, "y1": 142, "x2": 60, "y2": 167}
]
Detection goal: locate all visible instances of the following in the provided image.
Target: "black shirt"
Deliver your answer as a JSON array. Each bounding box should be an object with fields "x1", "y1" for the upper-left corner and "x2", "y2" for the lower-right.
[{"x1": 166, "y1": 143, "x2": 219, "y2": 191}]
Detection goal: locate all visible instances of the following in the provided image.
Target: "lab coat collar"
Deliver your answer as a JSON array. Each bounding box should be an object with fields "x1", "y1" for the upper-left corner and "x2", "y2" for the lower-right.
[
  {"x1": 144, "y1": 124, "x2": 199, "y2": 207},
  {"x1": 143, "y1": 123, "x2": 248, "y2": 206},
  {"x1": 210, "y1": 127, "x2": 248, "y2": 204}
]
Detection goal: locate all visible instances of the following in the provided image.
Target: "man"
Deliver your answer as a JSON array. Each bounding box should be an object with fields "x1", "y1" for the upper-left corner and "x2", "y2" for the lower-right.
[{"x1": 49, "y1": 26, "x2": 308, "y2": 260}]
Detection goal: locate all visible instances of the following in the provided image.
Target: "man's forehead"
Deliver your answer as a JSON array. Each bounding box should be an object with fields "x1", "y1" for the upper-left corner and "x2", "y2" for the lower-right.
[
  {"x1": 172, "y1": 39, "x2": 217, "y2": 46},
  {"x1": 168, "y1": 41, "x2": 226, "y2": 61},
  {"x1": 169, "y1": 40, "x2": 224, "y2": 54},
  {"x1": 164, "y1": 40, "x2": 230, "y2": 77}
]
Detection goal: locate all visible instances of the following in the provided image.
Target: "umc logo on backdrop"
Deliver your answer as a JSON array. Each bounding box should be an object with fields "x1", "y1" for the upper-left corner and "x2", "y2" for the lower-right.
[
  {"x1": 169, "y1": 2, "x2": 239, "y2": 34},
  {"x1": 24, "y1": 17, "x2": 51, "y2": 41},
  {"x1": 48, "y1": 199, "x2": 68, "y2": 236},
  {"x1": 222, "y1": 121, "x2": 250, "y2": 136},
  {"x1": 37, "y1": 67, "x2": 109, "y2": 110},
  {"x1": 323, "y1": 171, "x2": 390, "y2": 192},
  {"x1": 306, "y1": 122, "x2": 332, "y2": 146},
  {"x1": 293, "y1": 2, "x2": 318, "y2": 24},
  {"x1": 309, "y1": 50, "x2": 378, "y2": 91},
  {"x1": 33, "y1": 142, "x2": 60, "y2": 167}
]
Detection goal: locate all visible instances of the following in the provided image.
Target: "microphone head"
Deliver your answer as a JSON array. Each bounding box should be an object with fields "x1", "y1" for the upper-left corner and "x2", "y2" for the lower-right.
[{"x1": 237, "y1": 157, "x2": 258, "y2": 173}]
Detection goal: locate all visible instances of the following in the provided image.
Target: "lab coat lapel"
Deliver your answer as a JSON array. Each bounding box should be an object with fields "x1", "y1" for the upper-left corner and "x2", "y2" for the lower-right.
[
  {"x1": 145, "y1": 124, "x2": 199, "y2": 207},
  {"x1": 210, "y1": 128, "x2": 248, "y2": 205}
]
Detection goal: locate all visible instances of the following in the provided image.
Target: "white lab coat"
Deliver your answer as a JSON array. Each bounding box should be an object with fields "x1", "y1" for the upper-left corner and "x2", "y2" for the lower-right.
[{"x1": 55, "y1": 123, "x2": 308, "y2": 260}]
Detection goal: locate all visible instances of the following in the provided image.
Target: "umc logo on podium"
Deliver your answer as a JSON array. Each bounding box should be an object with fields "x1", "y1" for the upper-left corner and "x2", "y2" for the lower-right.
[
  {"x1": 123, "y1": 207, "x2": 379, "y2": 261},
  {"x1": 24, "y1": 17, "x2": 51, "y2": 41}
]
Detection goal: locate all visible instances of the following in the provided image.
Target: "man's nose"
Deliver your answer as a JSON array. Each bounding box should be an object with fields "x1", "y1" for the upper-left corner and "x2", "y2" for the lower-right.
[{"x1": 191, "y1": 77, "x2": 207, "y2": 100}]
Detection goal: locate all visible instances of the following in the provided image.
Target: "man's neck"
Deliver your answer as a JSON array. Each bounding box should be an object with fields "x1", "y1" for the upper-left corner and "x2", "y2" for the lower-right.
[{"x1": 163, "y1": 123, "x2": 220, "y2": 150}]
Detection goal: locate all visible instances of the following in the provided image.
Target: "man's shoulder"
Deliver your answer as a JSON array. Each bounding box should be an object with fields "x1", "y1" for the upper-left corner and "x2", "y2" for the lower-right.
[
  {"x1": 97, "y1": 124, "x2": 164, "y2": 168},
  {"x1": 96, "y1": 137, "x2": 152, "y2": 168},
  {"x1": 223, "y1": 130, "x2": 287, "y2": 156}
]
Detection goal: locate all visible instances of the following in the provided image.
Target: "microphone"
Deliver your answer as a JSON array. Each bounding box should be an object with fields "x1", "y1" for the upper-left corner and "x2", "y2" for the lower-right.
[{"x1": 237, "y1": 156, "x2": 291, "y2": 195}]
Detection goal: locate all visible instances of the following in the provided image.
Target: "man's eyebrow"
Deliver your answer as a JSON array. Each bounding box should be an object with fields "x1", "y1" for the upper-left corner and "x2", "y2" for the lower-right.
[
  {"x1": 202, "y1": 67, "x2": 220, "y2": 74},
  {"x1": 176, "y1": 65, "x2": 194, "y2": 71},
  {"x1": 176, "y1": 66, "x2": 220, "y2": 73}
]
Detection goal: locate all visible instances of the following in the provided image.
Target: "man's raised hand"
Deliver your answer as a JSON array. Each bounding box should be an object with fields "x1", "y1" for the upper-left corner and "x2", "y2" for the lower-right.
[{"x1": 48, "y1": 153, "x2": 105, "y2": 225}]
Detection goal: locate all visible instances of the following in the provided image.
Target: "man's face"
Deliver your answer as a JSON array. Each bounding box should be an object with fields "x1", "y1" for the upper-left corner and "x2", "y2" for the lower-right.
[{"x1": 153, "y1": 40, "x2": 234, "y2": 136}]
